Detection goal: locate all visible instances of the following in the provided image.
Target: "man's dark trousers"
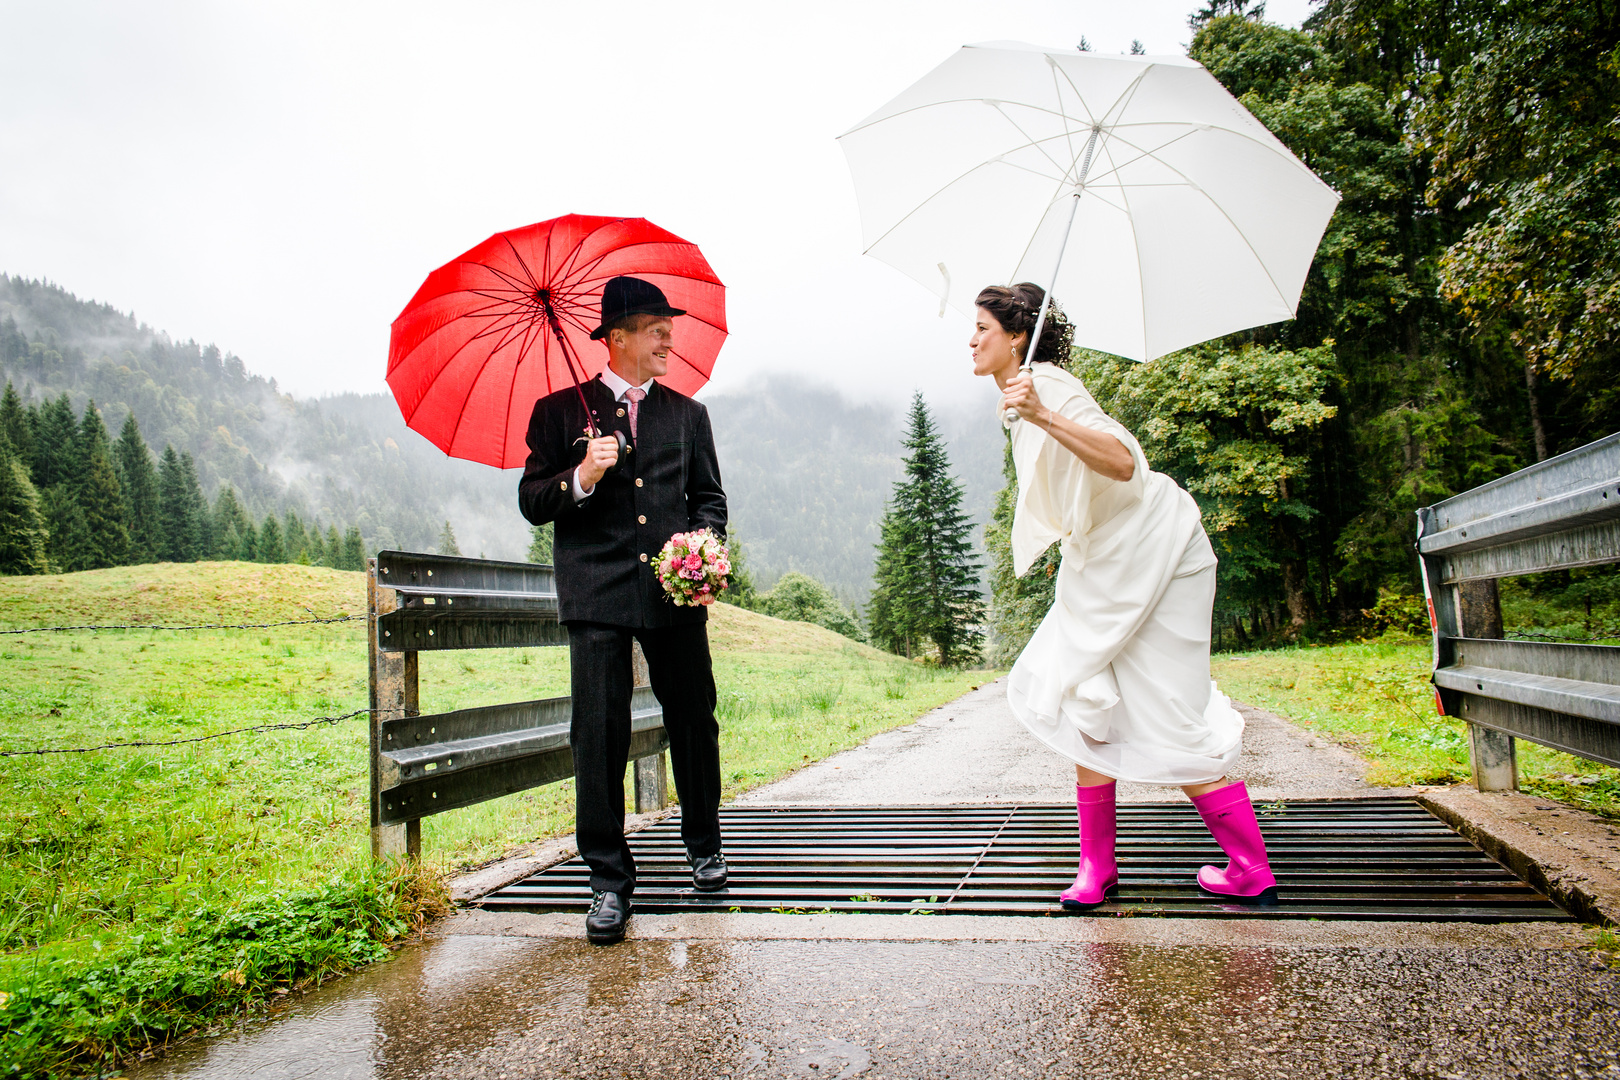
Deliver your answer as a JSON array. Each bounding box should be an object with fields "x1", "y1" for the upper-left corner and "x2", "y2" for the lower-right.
[{"x1": 568, "y1": 622, "x2": 723, "y2": 896}]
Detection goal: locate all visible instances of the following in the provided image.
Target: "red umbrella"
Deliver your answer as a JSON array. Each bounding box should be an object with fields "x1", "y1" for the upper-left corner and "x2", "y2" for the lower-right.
[{"x1": 387, "y1": 214, "x2": 727, "y2": 469}]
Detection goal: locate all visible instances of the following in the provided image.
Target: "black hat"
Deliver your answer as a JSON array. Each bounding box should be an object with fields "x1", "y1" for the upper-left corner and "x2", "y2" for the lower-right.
[{"x1": 589, "y1": 276, "x2": 687, "y2": 340}]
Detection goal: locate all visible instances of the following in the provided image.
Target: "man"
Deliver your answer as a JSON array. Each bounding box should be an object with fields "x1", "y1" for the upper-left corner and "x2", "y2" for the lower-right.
[{"x1": 518, "y1": 275, "x2": 728, "y2": 946}]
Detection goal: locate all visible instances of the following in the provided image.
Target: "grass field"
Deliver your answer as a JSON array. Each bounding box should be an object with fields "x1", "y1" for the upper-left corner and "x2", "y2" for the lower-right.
[
  {"x1": 0, "y1": 562, "x2": 991, "y2": 959},
  {"x1": 1213, "y1": 635, "x2": 1620, "y2": 818}
]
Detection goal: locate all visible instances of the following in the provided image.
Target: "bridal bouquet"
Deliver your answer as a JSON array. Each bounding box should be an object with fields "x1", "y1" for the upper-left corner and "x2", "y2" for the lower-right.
[{"x1": 654, "y1": 529, "x2": 731, "y2": 607}]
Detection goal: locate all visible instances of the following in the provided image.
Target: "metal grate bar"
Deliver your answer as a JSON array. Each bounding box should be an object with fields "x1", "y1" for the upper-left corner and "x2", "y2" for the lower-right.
[{"x1": 477, "y1": 800, "x2": 1571, "y2": 922}]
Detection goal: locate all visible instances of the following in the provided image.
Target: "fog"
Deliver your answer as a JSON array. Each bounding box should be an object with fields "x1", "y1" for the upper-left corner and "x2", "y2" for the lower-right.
[{"x1": 0, "y1": 0, "x2": 1315, "y2": 411}]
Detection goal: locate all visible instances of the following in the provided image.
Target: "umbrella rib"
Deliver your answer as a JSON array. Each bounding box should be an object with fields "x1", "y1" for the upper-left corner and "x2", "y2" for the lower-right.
[
  {"x1": 987, "y1": 102, "x2": 1079, "y2": 183},
  {"x1": 862, "y1": 147, "x2": 1078, "y2": 255},
  {"x1": 1105, "y1": 119, "x2": 1330, "y2": 184},
  {"x1": 1077, "y1": 126, "x2": 1203, "y2": 188},
  {"x1": 496, "y1": 312, "x2": 548, "y2": 469},
  {"x1": 552, "y1": 222, "x2": 609, "y2": 293},
  {"x1": 408, "y1": 299, "x2": 537, "y2": 421},
  {"x1": 1050, "y1": 63, "x2": 1078, "y2": 171},
  {"x1": 501, "y1": 235, "x2": 545, "y2": 301},
  {"x1": 1099, "y1": 127, "x2": 1295, "y2": 311},
  {"x1": 842, "y1": 96, "x2": 1113, "y2": 139},
  {"x1": 477, "y1": 261, "x2": 538, "y2": 295},
  {"x1": 1095, "y1": 131, "x2": 1153, "y2": 361}
]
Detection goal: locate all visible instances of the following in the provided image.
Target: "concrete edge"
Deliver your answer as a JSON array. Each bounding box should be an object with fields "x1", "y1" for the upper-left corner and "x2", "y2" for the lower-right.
[
  {"x1": 1416, "y1": 788, "x2": 1620, "y2": 928},
  {"x1": 432, "y1": 908, "x2": 1590, "y2": 950},
  {"x1": 447, "y1": 807, "x2": 677, "y2": 903}
]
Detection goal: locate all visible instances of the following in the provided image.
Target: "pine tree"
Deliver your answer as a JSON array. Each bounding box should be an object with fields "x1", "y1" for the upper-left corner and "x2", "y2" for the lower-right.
[
  {"x1": 68, "y1": 401, "x2": 128, "y2": 571},
  {"x1": 0, "y1": 443, "x2": 48, "y2": 575},
  {"x1": 0, "y1": 383, "x2": 32, "y2": 467},
  {"x1": 340, "y1": 525, "x2": 364, "y2": 570},
  {"x1": 113, "y1": 414, "x2": 161, "y2": 562},
  {"x1": 41, "y1": 485, "x2": 86, "y2": 573},
  {"x1": 238, "y1": 518, "x2": 258, "y2": 561},
  {"x1": 324, "y1": 524, "x2": 341, "y2": 567},
  {"x1": 867, "y1": 393, "x2": 985, "y2": 666},
  {"x1": 437, "y1": 520, "x2": 461, "y2": 556},
  {"x1": 30, "y1": 393, "x2": 76, "y2": 490},
  {"x1": 157, "y1": 445, "x2": 196, "y2": 561},
  {"x1": 258, "y1": 514, "x2": 286, "y2": 562},
  {"x1": 526, "y1": 523, "x2": 553, "y2": 564},
  {"x1": 284, "y1": 509, "x2": 308, "y2": 563},
  {"x1": 306, "y1": 521, "x2": 326, "y2": 566},
  {"x1": 180, "y1": 452, "x2": 211, "y2": 559},
  {"x1": 212, "y1": 486, "x2": 251, "y2": 560}
]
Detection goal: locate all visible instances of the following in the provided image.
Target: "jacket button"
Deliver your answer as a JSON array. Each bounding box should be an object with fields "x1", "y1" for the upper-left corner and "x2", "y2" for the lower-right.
[
  {"x1": 635, "y1": 478, "x2": 643, "y2": 487},
  {"x1": 617, "y1": 408, "x2": 626, "y2": 417},
  {"x1": 638, "y1": 515, "x2": 647, "y2": 524},
  {"x1": 639, "y1": 553, "x2": 648, "y2": 563},
  {"x1": 560, "y1": 481, "x2": 568, "y2": 491}
]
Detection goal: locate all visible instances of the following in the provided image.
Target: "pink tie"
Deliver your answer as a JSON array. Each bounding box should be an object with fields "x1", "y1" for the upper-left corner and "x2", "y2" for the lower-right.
[{"x1": 624, "y1": 387, "x2": 646, "y2": 439}]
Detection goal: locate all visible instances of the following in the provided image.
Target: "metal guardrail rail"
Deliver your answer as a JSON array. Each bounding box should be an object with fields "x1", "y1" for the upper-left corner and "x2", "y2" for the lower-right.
[
  {"x1": 1417, "y1": 432, "x2": 1620, "y2": 788},
  {"x1": 367, "y1": 550, "x2": 668, "y2": 858}
]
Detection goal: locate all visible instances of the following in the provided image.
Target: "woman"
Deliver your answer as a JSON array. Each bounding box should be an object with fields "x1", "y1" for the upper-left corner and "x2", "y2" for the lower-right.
[{"x1": 972, "y1": 282, "x2": 1277, "y2": 908}]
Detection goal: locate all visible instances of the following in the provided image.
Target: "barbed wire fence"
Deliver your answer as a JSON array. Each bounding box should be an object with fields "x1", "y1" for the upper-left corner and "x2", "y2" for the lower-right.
[
  {"x1": 0, "y1": 709, "x2": 372, "y2": 757},
  {"x1": 1, "y1": 609, "x2": 363, "y2": 635},
  {"x1": 2, "y1": 606, "x2": 371, "y2": 757}
]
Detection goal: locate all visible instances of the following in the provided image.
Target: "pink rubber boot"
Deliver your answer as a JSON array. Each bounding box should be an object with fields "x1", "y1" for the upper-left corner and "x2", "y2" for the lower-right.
[
  {"x1": 1060, "y1": 781, "x2": 1118, "y2": 909},
  {"x1": 1191, "y1": 781, "x2": 1279, "y2": 903}
]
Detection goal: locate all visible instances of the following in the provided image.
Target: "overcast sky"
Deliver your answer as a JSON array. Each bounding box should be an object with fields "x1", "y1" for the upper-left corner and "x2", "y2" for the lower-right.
[{"x1": 0, "y1": 0, "x2": 1315, "y2": 408}]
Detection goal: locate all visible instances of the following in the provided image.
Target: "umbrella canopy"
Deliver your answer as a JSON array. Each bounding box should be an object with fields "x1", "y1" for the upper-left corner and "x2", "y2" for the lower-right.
[
  {"x1": 838, "y1": 42, "x2": 1340, "y2": 362},
  {"x1": 388, "y1": 214, "x2": 726, "y2": 468}
]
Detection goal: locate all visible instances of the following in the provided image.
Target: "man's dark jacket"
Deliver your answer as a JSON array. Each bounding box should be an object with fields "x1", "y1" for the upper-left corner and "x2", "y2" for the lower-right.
[{"x1": 517, "y1": 375, "x2": 726, "y2": 628}]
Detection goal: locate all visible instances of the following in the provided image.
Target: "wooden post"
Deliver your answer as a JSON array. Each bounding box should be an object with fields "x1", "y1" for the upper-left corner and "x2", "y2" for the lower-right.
[
  {"x1": 631, "y1": 640, "x2": 668, "y2": 812},
  {"x1": 1458, "y1": 578, "x2": 1518, "y2": 792},
  {"x1": 369, "y1": 562, "x2": 422, "y2": 858}
]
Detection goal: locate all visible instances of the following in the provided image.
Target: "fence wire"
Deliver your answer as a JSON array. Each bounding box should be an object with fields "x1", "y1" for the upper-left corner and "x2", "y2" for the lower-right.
[
  {"x1": 0, "y1": 611, "x2": 363, "y2": 635},
  {"x1": 0, "y1": 708, "x2": 371, "y2": 757}
]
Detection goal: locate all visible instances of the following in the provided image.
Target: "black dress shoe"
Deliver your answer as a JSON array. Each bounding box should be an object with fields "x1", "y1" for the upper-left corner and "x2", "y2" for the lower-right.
[
  {"x1": 585, "y1": 890, "x2": 631, "y2": 945},
  {"x1": 690, "y1": 852, "x2": 728, "y2": 891}
]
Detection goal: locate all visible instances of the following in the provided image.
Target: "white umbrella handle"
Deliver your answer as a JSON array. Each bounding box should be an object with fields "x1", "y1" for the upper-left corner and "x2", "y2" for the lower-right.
[{"x1": 1006, "y1": 128, "x2": 1099, "y2": 426}]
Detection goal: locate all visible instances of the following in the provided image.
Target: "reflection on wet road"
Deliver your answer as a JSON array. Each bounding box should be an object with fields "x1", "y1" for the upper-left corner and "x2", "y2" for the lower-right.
[{"x1": 131, "y1": 931, "x2": 1619, "y2": 1079}]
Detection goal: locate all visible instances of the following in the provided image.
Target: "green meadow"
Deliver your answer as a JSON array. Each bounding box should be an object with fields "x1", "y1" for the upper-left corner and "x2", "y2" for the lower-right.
[
  {"x1": 0, "y1": 561, "x2": 990, "y2": 957},
  {"x1": 1213, "y1": 636, "x2": 1620, "y2": 818}
]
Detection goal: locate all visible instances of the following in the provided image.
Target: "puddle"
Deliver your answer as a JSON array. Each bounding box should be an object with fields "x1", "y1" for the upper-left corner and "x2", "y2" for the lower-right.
[{"x1": 128, "y1": 935, "x2": 1619, "y2": 1079}]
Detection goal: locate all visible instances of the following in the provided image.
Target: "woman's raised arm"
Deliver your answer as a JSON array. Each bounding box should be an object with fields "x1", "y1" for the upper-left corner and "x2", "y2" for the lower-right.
[{"x1": 1000, "y1": 370, "x2": 1135, "y2": 483}]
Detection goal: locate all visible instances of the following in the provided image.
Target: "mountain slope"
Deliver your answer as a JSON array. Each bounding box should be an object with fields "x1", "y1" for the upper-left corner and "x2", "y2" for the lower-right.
[{"x1": 0, "y1": 275, "x2": 1001, "y2": 598}]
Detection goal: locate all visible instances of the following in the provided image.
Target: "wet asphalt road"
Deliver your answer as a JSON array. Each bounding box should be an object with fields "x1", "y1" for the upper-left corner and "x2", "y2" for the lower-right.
[{"x1": 133, "y1": 929, "x2": 1618, "y2": 1080}]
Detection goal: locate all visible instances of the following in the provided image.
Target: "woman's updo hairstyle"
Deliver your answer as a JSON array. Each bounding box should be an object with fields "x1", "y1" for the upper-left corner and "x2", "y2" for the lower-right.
[{"x1": 974, "y1": 282, "x2": 1074, "y2": 366}]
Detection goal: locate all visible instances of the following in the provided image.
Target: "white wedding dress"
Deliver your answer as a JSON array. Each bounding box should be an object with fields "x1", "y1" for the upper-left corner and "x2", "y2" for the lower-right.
[{"x1": 1004, "y1": 365, "x2": 1243, "y2": 785}]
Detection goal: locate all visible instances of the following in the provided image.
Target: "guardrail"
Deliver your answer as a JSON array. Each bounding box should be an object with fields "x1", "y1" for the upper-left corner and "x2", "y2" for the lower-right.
[
  {"x1": 366, "y1": 550, "x2": 669, "y2": 858},
  {"x1": 1417, "y1": 432, "x2": 1620, "y2": 790}
]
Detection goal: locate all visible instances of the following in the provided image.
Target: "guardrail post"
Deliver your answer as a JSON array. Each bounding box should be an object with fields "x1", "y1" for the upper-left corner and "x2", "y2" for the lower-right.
[
  {"x1": 1458, "y1": 578, "x2": 1518, "y2": 792},
  {"x1": 631, "y1": 641, "x2": 668, "y2": 812},
  {"x1": 369, "y1": 561, "x2": 422, "y2": 858}
]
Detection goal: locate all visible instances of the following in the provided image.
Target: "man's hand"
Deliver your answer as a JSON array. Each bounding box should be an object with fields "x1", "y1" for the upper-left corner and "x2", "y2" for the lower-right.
[
  {"x1": 576, "y1": 434, "x2": 620, "y2": 492},
  {"x1": 1000, "y1": 370, "x2": 1043, "y2": 423}
]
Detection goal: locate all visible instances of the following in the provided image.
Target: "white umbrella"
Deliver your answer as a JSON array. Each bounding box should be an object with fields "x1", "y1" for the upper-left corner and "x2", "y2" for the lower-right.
[{"x1": 837, "y1": 41, "x2": 1340, "y2": 365}]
